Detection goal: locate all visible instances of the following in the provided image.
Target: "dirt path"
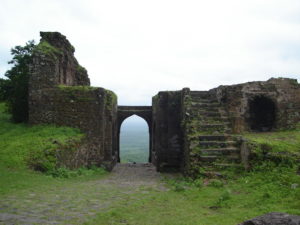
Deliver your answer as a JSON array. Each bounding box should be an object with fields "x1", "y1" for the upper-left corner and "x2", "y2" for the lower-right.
[{"x1": 0, "y1": 163, "x2": 168, "y2": 225}]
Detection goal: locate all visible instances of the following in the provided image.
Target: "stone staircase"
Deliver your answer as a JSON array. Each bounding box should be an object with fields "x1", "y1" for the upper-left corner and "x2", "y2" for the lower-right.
[{"x1": 186, "y1": 91, "x2": 242, "y2": 176}]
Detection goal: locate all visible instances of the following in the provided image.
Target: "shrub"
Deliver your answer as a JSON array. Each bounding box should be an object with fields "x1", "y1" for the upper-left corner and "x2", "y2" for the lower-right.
[{"x1": 208, "y1": 179, "x2": 224, "y2": 188}]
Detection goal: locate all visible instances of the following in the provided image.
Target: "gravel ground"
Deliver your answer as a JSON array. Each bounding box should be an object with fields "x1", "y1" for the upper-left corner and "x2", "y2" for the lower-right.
[{"x1": 0, "y1": 163, "x2": 168, "y2": 225}]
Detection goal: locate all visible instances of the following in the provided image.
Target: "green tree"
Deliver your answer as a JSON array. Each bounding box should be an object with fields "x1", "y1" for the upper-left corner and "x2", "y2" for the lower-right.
[
  {"x1": 2, "y1": 40, "x2": 36, "y2": 122},
  {"x1": 0, "y1": 78, "x2": 12, "y2": 101}
]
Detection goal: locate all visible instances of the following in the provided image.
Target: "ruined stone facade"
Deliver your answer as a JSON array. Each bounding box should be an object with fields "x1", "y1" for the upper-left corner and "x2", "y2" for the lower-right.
[
  {"x1": 212, "y1": 78, "x2": 300, "y2": 132},
  {"x1": 179, "y1": 79, "x2": 300, "y2": 175},
  {"x1": 29, "y1": 32, "x2": 300, "y2": 173},
  {"x1": 29, "y1": 32, "x2": 118, "y2": 170}
]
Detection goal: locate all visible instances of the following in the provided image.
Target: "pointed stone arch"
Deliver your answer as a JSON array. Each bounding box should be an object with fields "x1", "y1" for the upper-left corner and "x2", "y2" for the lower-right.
[{"x1": 117, "y1": 106, "x2": 152, "y2": 162}]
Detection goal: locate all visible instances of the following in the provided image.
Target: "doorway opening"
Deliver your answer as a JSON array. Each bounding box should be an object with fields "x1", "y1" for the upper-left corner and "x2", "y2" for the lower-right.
[
  {"x1": 248, "y1": 96, "x2": 276, "y2": 131},
  {"x1": 120, "y1": 115, "x2": 149, "y2": 163}
]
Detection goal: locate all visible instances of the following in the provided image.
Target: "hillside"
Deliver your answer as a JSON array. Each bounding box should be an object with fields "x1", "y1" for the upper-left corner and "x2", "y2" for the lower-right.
[{"x1": 120, "y1": 119, "x2": 149, "y2": 163}]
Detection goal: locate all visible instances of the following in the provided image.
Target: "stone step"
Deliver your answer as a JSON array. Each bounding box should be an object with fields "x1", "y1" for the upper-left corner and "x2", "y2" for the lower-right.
[
  {"x1": 190, "y1": 118, "x2": 230, "y2": 125},
  {"x1": 191, "y1": 110, "x2": 221, "y2": 117},
  {"x1": 198, "y1": 123, "x2": 230, "y2": 129},
  {"x1": 191, "y1": 98, "x2": 218, "y2": 103},
  {"x1": 190, "y1": 107, "x2": 221, "y2": 113},
  {"x1": 191, "y1": 127, "x2": 232, "y2": 135},
  {"x1": 200, "y1": 122, "x2": 230, "y2": 126},
  {"x1": 198, "y1": 141, "x2": 237, "y2": 148},
  {"x1": 188, "y1": 120, "x2": 229, "y2": 128},
  {"x1": 200, "y1": 147, "x2": 240, "y2": 156},
  {"x1": 190, "y1": 91, "x2": 211, "y2": 99},
  {"x1": 199, "y1": 155, "x2": 240, "y2": 163},
  {"x1": 204, "y1": 116, "x2": 230, "y2": 122},
  {"x1": 198, "y1": 135, "x2": 234, "y2": 141},
  {"x1": 191, "y1": 102, "x2": 220, "y2": 108}
]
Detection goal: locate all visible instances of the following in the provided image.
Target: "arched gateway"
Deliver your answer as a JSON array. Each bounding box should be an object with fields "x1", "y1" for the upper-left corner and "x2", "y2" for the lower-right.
[{"x1": 117, "y1": 106, "x2": 152, "y2": 162}]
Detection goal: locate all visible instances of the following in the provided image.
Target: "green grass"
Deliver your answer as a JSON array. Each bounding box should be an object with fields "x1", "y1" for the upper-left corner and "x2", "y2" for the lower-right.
[
  {"x1": 243, "y1": 127, "x2": 300, "y2": 154},
  {"x1": 1, "y1": 101, "x2": 299, "y2": 225},
  {"x1": 0, "y1": 102, "x2": 83, "y2": 169},
  {"x1": 87, "y1": 127, "x2": 300, "y2": 225},
  {"x1": 0, "y1": 102, "x2": 106, "y2": 196},
  {"x1": 87, "y1": 164, "x2": 300, "y2": 225}
]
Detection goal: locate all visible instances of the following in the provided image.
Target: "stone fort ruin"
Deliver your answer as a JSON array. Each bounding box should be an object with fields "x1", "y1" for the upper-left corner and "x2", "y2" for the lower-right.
[{"x1": 29, "y1": 32, "x2": 300, "y2": 174}]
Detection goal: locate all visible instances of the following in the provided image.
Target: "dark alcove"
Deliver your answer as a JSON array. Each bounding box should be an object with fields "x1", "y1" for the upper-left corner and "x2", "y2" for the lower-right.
[{"x1": 248, "y1": 96, "x2": 276, "y2": 131}]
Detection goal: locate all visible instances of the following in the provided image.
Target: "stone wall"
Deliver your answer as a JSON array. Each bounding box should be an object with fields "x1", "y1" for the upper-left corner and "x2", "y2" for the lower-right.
[
  {"x1": 28, "y1": 32, "x2": 300, "y2": 173},
  {"x1": 28, "y1": 32, "x2": 118, "y2": 170},
  {"x1": 179, "y1": 78, "x2": 300, "y2": 175},
  {"x1": 180, "y1": 88, "x2": 192, "y2": 173},
  {"x1": 211, "y1": 78, "x2": 300, "y2": 132},
  {"x1": 151, "y1": 91, "x2": 183, "y2": 171}
]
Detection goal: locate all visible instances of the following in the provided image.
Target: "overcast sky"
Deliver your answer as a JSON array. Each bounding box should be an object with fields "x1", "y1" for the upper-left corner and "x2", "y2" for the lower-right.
[{"x1": 1, "y1": 0, "x2": 300, "y2": 106}]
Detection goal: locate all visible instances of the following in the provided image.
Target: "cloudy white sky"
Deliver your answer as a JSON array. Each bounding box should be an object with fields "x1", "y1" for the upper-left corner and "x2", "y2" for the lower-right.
[{"x1": 1, "y1": 0, "x2": 300, "y2": 105}]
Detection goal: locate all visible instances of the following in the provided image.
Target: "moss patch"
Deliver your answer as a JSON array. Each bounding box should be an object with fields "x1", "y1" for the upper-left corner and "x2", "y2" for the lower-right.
[
  {"x1": 34, "y1": 41, "x2": 62, "y2": 60},
  {"x1": 76, "y1": 65, "x2": 88, "y2": 74},
  {"x1": 105, "y1": 89, "x2": 117, "y2": 110},
  {"x1": 57, "y1": 85, "x2": 98, "y2": 92}
]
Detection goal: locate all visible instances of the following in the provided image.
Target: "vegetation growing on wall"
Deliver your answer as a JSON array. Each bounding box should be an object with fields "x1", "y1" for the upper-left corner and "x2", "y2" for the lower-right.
[
  {"x1": 57, "y1": 85, "x2": 99, "y2": 92},
  {"x1": 105, "y1": 89, "x2": 117, "y2": 110},
  {"x1": 34, "y1": 40, "x2": 62, "y2": 60},
  {"x1": 57, "y1": 85, "x2": 99, "y2": 101},
  {"x1": 77, "y1": 65, "x2": 88, "y2": 74}
]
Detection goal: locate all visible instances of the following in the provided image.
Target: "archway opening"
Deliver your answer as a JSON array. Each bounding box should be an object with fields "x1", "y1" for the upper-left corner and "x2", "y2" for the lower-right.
[
  {"x1": 120, "y1": 115, "x2": 149, "y2": 163},
  {"x1": 249, "y1": 96, "x2": 276, "y2": 132}
]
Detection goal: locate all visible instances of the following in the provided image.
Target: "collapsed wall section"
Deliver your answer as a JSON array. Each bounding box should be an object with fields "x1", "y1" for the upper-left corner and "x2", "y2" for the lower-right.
[
  {"x1": 30, "y1": 32, "x2": 90, "y2": 89},
  {"x1": 28, "y1": 32, "x2": 117, "y2": 170}
]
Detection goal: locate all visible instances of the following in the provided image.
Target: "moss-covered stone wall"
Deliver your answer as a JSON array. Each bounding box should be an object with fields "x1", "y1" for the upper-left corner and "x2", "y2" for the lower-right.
[{"x1": 28, "y1": 32, "x2": 117, "y2": 170}]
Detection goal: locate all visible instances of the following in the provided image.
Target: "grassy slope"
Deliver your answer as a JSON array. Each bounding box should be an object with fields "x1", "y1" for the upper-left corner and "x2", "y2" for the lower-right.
[
  {"x1": 88, "y1": 128, "x2": 300, "y2": 225},
  {"x1": 0, "y1": 102, "x2": 104, "y2": 196},
  {"x1": 1, "y1": 101, "x2": 299, "y2": 225},
  {"x1": 243, "y1": 128, "x2": 300, "y2": 154},
  {"x1": 87, "y1": 165, "x2": 300, "y2": 225}
]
